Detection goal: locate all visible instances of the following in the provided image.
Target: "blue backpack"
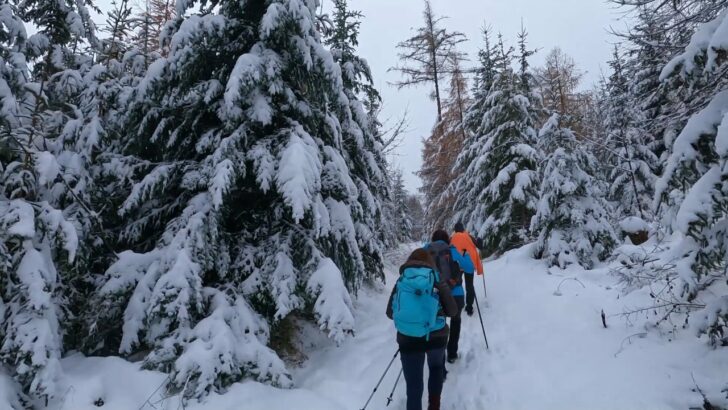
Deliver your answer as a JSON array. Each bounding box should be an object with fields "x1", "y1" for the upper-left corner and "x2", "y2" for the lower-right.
[{"x1": 392, "y1": 266, "x2": 445, "y2": 338}]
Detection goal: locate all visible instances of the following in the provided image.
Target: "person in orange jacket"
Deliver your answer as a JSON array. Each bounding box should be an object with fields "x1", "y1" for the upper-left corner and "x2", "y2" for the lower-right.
[{"x1": 450, "y1": 222, "x2": 484, "y2": 316}]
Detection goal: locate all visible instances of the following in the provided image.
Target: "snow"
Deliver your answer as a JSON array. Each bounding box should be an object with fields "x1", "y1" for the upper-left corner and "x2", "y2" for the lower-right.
[
  {"x1": 224, "y1": 53, "x2": 263, "y2": 120},
  {"x1": 660, "y1": 9, "x2": 728, "y2": 78},
  {"x1": 270, "y1": 250, "x2": 302, "y2": 319},
  {"x1": 119, "y1": 164, "x2": 175, "y2": 216},
  {"x1": 260, "y1": 3, "x2": 285, "y2": 39},
  {"x1": 5, "y1": 200, "x2": 35, "y2": 238},
  {"x1": 697, "y1": 295, "x2": 728, "y2": 339},
  {"x1": 619, "y1": 216, "x2": 649, "y2": 234},
  {"x1": 276, "y1": 126, "x2": 322, "y2": 222},
  {"x1": 210, "y1": 159, "x2": 234, "y2": 210},
  {"x1": 22, "y1": 243, "x2": 726, "y2": 410},
  {"x1": 717, "y1": 110, "x2": 728, "y2": 157},
  {"x1": 34, "y1": 151, "x2": 60, "y2": 187},
  {"x1": 174, "y1": 289, "x2": 291, "y2": 398},
  {"x1": 306, "y1": 258, "x2": 355, "y2": 344},
  {"x1": 655, "y1": 90, "x2": 728, "y2": 207},
  {"x1": 0, "y1": 371, "x2": 24, "y2": 410},
  {"x1": 675, "y1": 167, "x2": 721, "y2": 234}
]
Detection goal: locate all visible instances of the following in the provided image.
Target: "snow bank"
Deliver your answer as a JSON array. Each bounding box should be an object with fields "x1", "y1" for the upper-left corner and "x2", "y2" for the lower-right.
[
  {"x1": 0, "y1": 371, "x2": 24, "y2": 410},
  {"x1": 41, "y1": 355, "x2": 341, "y2": 410}
]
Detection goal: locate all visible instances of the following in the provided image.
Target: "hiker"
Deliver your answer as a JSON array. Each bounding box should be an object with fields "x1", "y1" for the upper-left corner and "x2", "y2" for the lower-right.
[
  {"x1": 424, "y1": 230, "x2": 474, "y2": 364},
  {"x1": 450, "y1": 222, "x2": 484, "y2": 316},
  {"x1": 386, "y1": 248, "x2": 458, "y2": 410}
]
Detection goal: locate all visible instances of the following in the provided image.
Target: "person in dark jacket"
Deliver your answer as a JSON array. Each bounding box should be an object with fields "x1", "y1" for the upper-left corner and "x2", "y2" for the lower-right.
[
  {"x1": 424, "y1": 230, "x2": 474, "y2": 363},
  {"x1": 387, "y1": 248, "x2": 458, "y2": 410}
]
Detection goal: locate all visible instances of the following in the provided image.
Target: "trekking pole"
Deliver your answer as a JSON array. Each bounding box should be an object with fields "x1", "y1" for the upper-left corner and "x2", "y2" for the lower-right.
[
  {"x1": 385, "y1": 368, "x2": 403, "y2": 406},
  {"x1": 361, "y1": 349, "x2": 400, "y2": 410},
  {"x1": 474, "y1": 293, "x2": 490, "y2": 350},
  {"x1": 481, "y1": 274, "x2": 487, "y2": 299}
]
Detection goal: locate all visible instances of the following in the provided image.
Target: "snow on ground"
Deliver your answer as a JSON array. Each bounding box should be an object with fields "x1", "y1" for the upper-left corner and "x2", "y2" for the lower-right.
[{"x1": 33, "y1": 242, "x2": 726, "y2": 410}]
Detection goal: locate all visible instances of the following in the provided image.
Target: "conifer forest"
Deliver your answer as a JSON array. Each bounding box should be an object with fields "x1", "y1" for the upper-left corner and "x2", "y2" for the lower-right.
[{"x1": 1, "y1": 0, "x2": 727, "y2": 408}]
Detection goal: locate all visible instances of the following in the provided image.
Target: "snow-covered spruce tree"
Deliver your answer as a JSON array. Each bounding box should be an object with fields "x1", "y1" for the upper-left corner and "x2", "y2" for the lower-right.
[
  {"x1": 531, "y1": 114, "x2": 617, "y2": 269},
  {"x1": 605, "y1": 46, "x2": 659, "y2": 222},
  {"x1": 623, "y1": 7, "x2": 681, "y2": 171},
  {"x1": 453, "y1": 33, "x2": 540, "y2": 256},
  {"x1": 325, "y1": 0, "x2": 389, "y2": 269},
  {"x1": 386, "y1": 168, "x2": 413, "y2": 244},
  {"x1": 615, "y1": 2, "x2": 708, "y2": 230},
  {"x1": 453, "y1": 24, "x2": 498, "y2": 217},
  {"x1": 656, "y1": 6, "x2": 728, "y2": 349},
  {"x1": 0, "y1": 0, "x2": 102, "y2": 401},
  {"x1": 0, "y1": 2, "x2": 95, "y2": 402},
  {"x1": 89, "y1": 0, "x2": 388, "y2": 399},
  {"x1": 463, "y1": 25, "x2": 499, "y2": 137},
  {"x1": 405, "y1": 194, "x2": 426, "y2": 241},
  {"x1": 420, "y1": 57, "x2": 470, "y2": 231},
  {"x1": 75, "y1": 0, "x2": 162, "y2": 354}
]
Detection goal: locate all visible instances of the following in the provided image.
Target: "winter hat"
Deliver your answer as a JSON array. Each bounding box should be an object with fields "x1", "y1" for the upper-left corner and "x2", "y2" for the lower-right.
[
  {"x1": 431, "y1": 230, "x2": 450, "y2": 244},
  {"x1": 406, "y1": 248, "x2": 436, "y2": 268},
  {"x1": 454, "y1": 221, "x2": 465, "y2": 233}
]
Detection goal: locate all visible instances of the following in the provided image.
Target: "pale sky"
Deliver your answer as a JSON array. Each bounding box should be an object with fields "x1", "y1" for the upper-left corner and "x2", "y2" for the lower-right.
[{"x1": 90, "y1": 0, "x2": 626, "y2": 193}]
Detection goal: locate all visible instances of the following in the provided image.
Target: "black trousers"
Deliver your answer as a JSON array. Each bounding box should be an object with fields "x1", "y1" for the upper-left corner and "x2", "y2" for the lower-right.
[
  {"x1": 447, "y1": 296, "x2": 465, "y2": 359},
  {"x1": 464, "y1": 273, "x2": 475, "y2": 309},
  {"x1": 401, "y1": 347, "x2": 446, "y2": 410}
]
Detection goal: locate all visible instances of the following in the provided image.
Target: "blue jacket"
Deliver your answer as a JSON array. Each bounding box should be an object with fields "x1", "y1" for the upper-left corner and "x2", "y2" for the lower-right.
[{"x1": 424, "y1": 241, "x2": 474, "y2": 297}]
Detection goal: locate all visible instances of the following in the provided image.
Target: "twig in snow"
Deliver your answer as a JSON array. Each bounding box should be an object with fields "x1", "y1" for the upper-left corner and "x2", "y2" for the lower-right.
[
  {"x1": 137, "y1": 375, "x2": 171, "y2": 410},
  {"x1": 689, "y1": 372, "x2": 718, "y2": 410},
  {"x1": 553, "y1": 277, "x2": 586, "y2": 296},
  {"x1": 613, "y1": 332, "x2": 648, "y2": 357},
  {"x1": 601, "y1": 309, "x2": 607, "y2": 328}
]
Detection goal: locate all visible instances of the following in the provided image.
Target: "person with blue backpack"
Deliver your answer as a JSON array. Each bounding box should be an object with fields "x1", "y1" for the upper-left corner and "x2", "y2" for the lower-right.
[
  {"x1": 424, "y1": 229, "x2": 475, "y2": 364},
  {"x1": 386, "y1": 248, "x2": 457, "y2": 410}
]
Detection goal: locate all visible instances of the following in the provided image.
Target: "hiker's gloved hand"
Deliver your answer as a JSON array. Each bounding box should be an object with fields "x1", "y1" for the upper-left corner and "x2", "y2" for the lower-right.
[{"x1": 465, "y1": 305, "x2": 474, "y2": 316}]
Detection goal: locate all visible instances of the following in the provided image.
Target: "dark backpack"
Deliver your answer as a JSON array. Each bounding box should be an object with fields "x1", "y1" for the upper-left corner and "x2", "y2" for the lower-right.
[{"x1": 428, "y1": 242, "x2": 462, "y2": 287}]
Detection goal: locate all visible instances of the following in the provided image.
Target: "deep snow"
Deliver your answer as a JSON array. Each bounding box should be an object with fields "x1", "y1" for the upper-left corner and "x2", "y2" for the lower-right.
[{"x1": 15, "y1": 243, "x2": 726, "y2": 410}]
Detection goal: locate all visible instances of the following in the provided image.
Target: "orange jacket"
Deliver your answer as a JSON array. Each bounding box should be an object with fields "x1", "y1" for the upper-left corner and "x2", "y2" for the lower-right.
[{"x1": 451, "y1": 231, "x2": 484, "y2": 275}]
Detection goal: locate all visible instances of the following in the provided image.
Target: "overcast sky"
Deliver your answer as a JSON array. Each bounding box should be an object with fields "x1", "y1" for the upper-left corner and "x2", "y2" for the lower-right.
[
  {"x1": 90, "y1": 0, "x2": 626, "y2": 193},
  {"x1": 348, "y1": 0, "x2": 627, "y2": 193}
]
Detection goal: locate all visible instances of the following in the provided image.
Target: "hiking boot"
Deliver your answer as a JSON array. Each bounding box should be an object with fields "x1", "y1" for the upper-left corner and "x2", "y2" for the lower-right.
[
  {"x1": 447, "y1": 354, "x2": 458, "y2": 364},
  {"x1": 465, "y1": 305, "x2": 474, "y2": 316},
  {"x1": 428, "y1": 395, "x2": 441, "y2": 410}
]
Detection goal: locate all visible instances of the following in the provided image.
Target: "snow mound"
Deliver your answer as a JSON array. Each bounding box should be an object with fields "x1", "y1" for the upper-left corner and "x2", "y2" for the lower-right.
[{"x1": 618, "y1": 216, "x2": 649, "y2": 234}]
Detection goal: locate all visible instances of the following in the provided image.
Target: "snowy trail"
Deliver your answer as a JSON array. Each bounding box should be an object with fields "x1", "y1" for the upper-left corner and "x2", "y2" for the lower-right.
[
  {"x1": 290, "y1": 243, "x2": 723, "y2": 410},
  {"x1": 44, "y1": 244, "x2": 726, "y2": 410}
]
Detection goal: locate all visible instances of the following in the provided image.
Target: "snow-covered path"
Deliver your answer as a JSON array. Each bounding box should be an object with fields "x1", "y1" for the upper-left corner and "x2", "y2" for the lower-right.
[
  {"x1": 40, "y1": 244, "x2": 726, "y2": 410},
  {"x1": 288, "y1": 243, "x2": 723, "y2": 410}
]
